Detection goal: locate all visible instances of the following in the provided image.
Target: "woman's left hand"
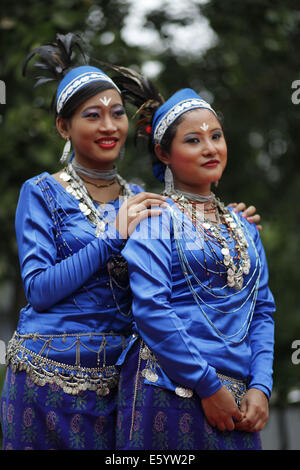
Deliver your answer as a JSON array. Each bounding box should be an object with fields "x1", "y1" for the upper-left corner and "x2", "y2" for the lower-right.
[
  {"x1": 229, "y1": 202, "x2": 262, "y2": 231},
  {"x1": 235, "y1": 388, "x2": 269, "y2": 432}
]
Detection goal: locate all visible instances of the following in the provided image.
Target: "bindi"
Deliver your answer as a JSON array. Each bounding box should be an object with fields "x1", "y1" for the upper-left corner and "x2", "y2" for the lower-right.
[
  {"x1": 99, "y1": 96, "x2": 111, "y2": 106},
  {"x1": 200, "y1": 122, "x2": 209, "y2": 131}
]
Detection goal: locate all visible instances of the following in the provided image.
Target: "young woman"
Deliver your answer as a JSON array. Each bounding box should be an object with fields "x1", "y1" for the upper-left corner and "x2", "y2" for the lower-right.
[
  {"x1": 0, "y1": 34, "x2": 260, "y2": 450},
  {"x1": 114, "y1": 85, "x2": 275, "y2": 450},
  {"x1": 0, "y1": 34, "x2": 167, "y2": 450}
]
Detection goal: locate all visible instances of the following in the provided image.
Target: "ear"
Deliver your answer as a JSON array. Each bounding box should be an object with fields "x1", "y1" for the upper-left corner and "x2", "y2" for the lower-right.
[
  {"x1": 154, "y1": 144, "x2": 171, "y2": 165},
  {"x1": 56, "y1": 116, "x2": 70, "y2": 140}
]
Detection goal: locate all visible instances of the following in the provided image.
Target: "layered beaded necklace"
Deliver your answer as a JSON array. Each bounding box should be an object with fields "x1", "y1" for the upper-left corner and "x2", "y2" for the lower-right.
[
  {"x1": 164, "y1": 189, "x2": 261, "y2": 343},
  {"x1": 59, "y1": 161, "x2": 134, "y2": 237},
  {"x1": 59, "y1": 160, "x2": 134, "y2": 318},
  {"x1": 165, "y1": 189, "x2": 251, "y2": 291}
]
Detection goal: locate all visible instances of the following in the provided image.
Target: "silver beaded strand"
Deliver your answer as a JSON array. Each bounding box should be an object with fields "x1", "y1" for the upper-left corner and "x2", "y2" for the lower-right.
[{"x1": 60, "y1": 162, "x2": 134, "y2": 237}]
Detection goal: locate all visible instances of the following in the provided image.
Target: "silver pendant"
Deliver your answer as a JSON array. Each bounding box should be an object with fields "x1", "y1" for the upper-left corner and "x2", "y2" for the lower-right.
[
  {"x1": 95, "y1": 220, "x2": 106, "y2": 236},
  {"x1": 60, "y1": 171, "x2": 71, "y2": 182},
  {"x1": 97, "y1": 385, "x2": 110, "y2": 396},
  {"x1": 66, "y1": 185, "x2": 74, "y2": 193},
  {"x1": 79, "y1": 202, "x2": 91, "y2": 216},
  {"x1": 140, "y1": 347, "x2": 151, "y2": 361},
  {"x1": 142, "y1": 369, "x2": 158, "y2": 382},
  {"x1": 175, "y1": 386, "x2": 193, "y2": 398}
]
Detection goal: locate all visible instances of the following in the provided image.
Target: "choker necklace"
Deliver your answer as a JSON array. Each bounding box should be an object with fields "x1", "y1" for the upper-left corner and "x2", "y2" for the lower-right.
[
  {"x1": 72, "y1": 158, "x2": 118, "y2": 181},
  {"x1": 166, "y1": 188, "x2": 214, "y2": 204},
  {"x1": 79, "y1": 175, "x2": 117, "y2": 188}
]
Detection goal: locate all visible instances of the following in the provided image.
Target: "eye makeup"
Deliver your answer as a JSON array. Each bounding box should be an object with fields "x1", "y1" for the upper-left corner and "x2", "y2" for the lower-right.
[{"x1": 81, "y1": 104, "x2": 126, "y2": 119}]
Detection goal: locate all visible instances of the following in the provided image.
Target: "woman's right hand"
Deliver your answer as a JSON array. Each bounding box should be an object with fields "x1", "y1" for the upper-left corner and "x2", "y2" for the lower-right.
[
  {"x1": 114, "y1": 192, "x2": 168, "y2": 239},
  {"x1": 201, "y1": 385, "x2": 244, "y2": 432}
]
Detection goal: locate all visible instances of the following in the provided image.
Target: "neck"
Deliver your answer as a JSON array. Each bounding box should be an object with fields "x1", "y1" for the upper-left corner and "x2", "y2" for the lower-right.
[
  {"x1": 174, "y1": 180, "x2": 212, "y2": 197},
  {"x1": 171, "y1": 181, "x2": 213, "y2": 200}
]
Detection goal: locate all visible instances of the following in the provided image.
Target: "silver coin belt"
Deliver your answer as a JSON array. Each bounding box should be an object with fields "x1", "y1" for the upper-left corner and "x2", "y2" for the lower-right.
[
  {"x1": 5, "y1": 332, "x2": 120, "y2": 397},
  {"x1": 139, "y1": 341, "x2": 247, "y2": 405}
]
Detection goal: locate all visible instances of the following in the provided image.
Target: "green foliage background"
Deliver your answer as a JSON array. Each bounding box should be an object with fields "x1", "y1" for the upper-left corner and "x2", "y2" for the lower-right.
[{"x1": 1, "y1": 0, "x2": 300, "y2": 440}]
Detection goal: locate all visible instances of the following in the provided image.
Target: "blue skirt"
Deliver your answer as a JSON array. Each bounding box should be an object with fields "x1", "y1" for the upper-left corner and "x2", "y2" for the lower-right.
[
  {"x1": 116, "y1": 341, "x2": 262, "y2": 451},
  {"x1": 1, "y1": 366, "x2": 117, "y2": 450}
]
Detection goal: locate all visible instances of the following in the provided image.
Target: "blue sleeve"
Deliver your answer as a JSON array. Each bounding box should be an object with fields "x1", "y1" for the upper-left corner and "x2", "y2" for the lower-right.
[
  {"x1": 129, "y1": 183, "x2": 144, "y2": 194},
  {"x1": 122, "y1": 208, "x2": 222, "y2": 399},
  {"x1": 16, "y1": 179, "x2": 125, "y2": 312},
  {"x1": 246, "y1": 226, "x2": 275, "y2": 399}
]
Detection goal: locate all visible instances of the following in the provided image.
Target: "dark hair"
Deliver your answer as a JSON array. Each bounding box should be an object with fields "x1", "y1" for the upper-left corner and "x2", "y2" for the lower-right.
[
  {"x1": 148, "y1": 114, "x2": 185, "y2": 169},
  {"x1": 22, "y1": 33, "x2": 123, "y2": 121}
]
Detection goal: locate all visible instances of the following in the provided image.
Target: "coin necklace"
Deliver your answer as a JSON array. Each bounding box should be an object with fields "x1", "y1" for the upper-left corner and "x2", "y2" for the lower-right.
[
  {"x1": 59, "y1": 161, "x2": 134, "y2": 237},
  {"x1": 166, "y1": 190, "x2": 251, "y2": 291}
]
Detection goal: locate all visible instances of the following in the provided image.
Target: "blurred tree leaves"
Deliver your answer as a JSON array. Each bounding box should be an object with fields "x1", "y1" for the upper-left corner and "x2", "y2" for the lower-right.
[{"x1": 1, "y1": 0, "x2": 300, "y2": 401}]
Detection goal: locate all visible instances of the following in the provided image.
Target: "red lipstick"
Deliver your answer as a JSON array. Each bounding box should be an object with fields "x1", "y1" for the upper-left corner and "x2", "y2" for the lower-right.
[
  {"x1": 202, "y1": 159, "x2": 219, "y2": 168},
  {"x1": 96, "y1": 138, "x2": 118, "y2": 149}
]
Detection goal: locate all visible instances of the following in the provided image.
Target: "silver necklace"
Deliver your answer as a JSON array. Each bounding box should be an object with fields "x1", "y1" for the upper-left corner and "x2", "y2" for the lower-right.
[
  {"x1": 165, "y1": 188, "x2": 214, "y2": 204},
  {"x1": 59, "y1": 162, "x2": 134, "y2": 237},
  {"x1": 168, "y1": 198, "x2": 260, "y2": 343},
  {"x1": 72, "y1": 158, "x2": 118, "y2": 180},
  {"x1": 166, "y1": 189, "x2": 251, "y2": 291}
]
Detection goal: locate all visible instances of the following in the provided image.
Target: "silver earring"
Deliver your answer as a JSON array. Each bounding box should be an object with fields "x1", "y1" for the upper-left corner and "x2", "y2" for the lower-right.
[
  {"x1": 60, "y1": 138, "x2": 71, "y2": 165},
  {"x1": 164, "y1": 165, "x2": 174, "y2": 193},
  {"x1": 214, "y1": 180, "x2": 219, "y2": 188}
]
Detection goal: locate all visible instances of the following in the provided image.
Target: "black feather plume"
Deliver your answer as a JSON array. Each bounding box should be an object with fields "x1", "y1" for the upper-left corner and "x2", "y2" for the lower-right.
[
  {"x1": 93, "y1": 60, "x2": 164, "y2": 142},
  {"x1": 22, "y1": 33, "x2": 88, "y2": 86}
]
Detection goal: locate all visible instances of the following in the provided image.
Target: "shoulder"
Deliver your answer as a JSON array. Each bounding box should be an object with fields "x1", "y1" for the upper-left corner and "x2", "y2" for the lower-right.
[
  {"x1": 17, "y1": 172, "x2": 59, "y2": 209},
  {"x1": 128, "y1": 182, "x2": 145, "y2": 195},
  {"x1": 228, "y1": 206, "x2": 260, "y2": 241},
  {"x1": 20, "y1": 172, "x2": 52, "y2": 191}
]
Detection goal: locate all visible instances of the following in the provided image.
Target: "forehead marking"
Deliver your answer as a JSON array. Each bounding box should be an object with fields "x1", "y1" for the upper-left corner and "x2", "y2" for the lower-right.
[{"x1": 99, "y1": 96, "x2": 112, "y2": 106}]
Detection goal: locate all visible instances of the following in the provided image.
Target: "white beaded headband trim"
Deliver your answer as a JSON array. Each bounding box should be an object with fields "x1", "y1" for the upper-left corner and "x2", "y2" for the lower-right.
[
  {"x1": 56, "y1": 72, "x2": 121, "y2": 113},
  {"x1": 153, "y1": 98, "x2": 217, "y2": 144}
]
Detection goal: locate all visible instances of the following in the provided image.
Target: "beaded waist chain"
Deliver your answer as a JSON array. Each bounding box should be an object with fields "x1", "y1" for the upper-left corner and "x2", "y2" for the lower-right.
[
  {"x1": 6, "y1": 331, "x2": 129, "y2": 397},
  {"x1": 138, "y1": 341, "x2": 247, "y2": 407}
]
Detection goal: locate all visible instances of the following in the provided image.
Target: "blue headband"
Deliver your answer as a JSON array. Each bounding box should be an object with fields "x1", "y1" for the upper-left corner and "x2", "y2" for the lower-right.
[
  {"x1": 56, "y1": 65, "x2": 120, "y2": 114},
  {"x1": 152, "y1": 88, "x2": 217, "y2": 145}
]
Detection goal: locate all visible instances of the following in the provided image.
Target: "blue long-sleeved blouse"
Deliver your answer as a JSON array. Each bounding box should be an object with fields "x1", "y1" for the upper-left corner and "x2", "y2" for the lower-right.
[
  {"x1": 7, "y1": 172, "x2": 142, "y2": 394},
  {"x1": 120, "y1": 199, "x2": 275, "y2": 400}
]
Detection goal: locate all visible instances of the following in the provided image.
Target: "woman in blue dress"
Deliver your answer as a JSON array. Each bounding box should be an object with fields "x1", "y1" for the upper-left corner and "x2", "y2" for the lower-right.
[
  {"x1": 0, "y1": 34, "x2": 167, "y2": 450},
  {"x1": 0, "y1": 34, "x2": 261, "y2": 450},
  {"x1": 114, "y1": 81, "x2": 275, "y2": 450}
]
